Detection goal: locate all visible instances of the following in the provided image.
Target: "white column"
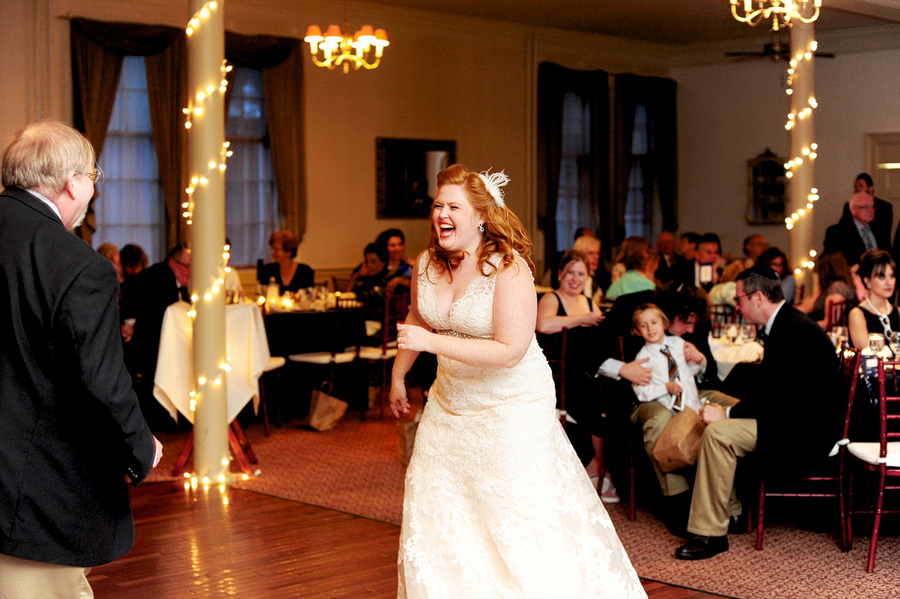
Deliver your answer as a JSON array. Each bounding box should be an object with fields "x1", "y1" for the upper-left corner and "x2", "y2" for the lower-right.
[
  {"x1": 788, "y1": 21, "x2": 816, "y2": 299},
  {"x1": 187, "y1": 0, "x2": 228, "y2": 480}
]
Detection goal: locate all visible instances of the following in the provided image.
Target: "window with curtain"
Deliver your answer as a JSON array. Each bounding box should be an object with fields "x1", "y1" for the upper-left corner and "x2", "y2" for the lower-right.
[
  {"x1": 623, "y1": 103, "x2": 662, "y2": 239},
  {"x1": 554, "y1": 92, "x2": 597, "y2": 249},
  {"x1": 94, "y1": 56, "x2": 165, "y2": 264},
  {"x1": 225, "y1": 67, "x2": 279, "y2": 266}
]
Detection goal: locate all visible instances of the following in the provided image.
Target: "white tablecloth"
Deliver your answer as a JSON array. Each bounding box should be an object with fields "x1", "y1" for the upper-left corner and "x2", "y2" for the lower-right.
[
  {"x1": 153, "y1": 301, "x2": 271, "y2": 424},
  {"x1": 709, "y1": 334, "x2": 764, "y2": 381}
]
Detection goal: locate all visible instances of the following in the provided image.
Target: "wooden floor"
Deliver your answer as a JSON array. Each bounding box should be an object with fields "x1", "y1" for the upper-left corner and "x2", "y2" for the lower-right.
[{"x1": 90, "y1": 482, "x2": 731, "y2": 598}]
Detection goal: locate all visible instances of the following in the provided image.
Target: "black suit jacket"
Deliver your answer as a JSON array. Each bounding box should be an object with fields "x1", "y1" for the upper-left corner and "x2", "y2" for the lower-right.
[
  {"x1": 824, "y1": 209, "x2": 891, "y2": 267},
  {"x1": 257, "y1": 261, "x2": 315, "y2": 293},
  {"x1": 0, "y1": 187, "x2": 155, "y2": 566},
  {"x1": 120, "y1": 261, "x2": 183, "y2": 384},
  {"x1": 728, "y1": 304, "x2": 841, "y2": 478}
]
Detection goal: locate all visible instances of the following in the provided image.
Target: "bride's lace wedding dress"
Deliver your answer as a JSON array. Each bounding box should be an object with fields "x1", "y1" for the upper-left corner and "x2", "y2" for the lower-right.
[{"x1": 398, "y1": 253, "x2": 646, "y2": 599}]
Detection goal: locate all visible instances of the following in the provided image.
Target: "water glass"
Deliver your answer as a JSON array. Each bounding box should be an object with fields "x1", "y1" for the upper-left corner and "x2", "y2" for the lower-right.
[
  {"x1": 891, "y1": 331, "x2": 900, "y2": 356},
  {"x1": 869, "y1": 333, "x2": 885, "y2": 353},
  {"x1": 741, "y1": 324, "x2": 756, "y2": 342}
]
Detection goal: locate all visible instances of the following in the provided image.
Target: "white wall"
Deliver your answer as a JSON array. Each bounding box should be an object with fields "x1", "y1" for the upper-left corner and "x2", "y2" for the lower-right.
[
  {"x1": 672, "y1": 46, "x2": 900, "y2": 261},
  {"x1": 2, "y1": 1, "x2": 897, "y2": 274}
]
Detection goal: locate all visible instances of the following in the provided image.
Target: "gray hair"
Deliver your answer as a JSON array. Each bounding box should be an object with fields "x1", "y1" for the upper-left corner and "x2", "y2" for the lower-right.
[{"x1": 2, "y1": 119, "x2": 95, "y2": 198}]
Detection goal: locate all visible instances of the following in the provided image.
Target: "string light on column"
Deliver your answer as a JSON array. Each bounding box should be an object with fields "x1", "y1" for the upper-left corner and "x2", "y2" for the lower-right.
[
  {"x1": 784, "y1": 187, "x2": 819, "y2": 230},
  {"x1": 796, "y1": 249, "x2": 818, "y2": 275}
]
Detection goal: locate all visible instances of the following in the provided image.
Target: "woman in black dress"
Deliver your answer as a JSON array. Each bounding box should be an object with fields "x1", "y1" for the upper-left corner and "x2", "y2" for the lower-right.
[{"x1": 257, "y1": 230, "x2": 314, "y2": 293}]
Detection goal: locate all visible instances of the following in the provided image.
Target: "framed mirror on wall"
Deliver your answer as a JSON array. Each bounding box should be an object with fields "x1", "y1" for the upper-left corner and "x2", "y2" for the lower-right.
[
  {"x1": 746, "y1": 148, "x2": 788, "y2": 224},
  {"x1": 376, "y1": 138, "x2": 456, "y2": 218}
]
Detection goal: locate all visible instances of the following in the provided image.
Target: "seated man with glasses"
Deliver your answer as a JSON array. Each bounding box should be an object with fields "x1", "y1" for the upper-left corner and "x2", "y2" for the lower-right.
[
  {"x1": 674, "y1": 265, "x2": 841, "y2": 560},
  {"x1": 120, "y1": 244, "x2": 192, "y2": 430}
]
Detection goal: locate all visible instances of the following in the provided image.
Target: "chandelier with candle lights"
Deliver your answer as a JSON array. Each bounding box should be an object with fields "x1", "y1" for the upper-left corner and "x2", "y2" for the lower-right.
[
  {"x1": 730, "y1": 0, "x2": 821, "y2": 31},
  {"x1": 304, "y1": 2, "x2": 389, "y2": 74}
]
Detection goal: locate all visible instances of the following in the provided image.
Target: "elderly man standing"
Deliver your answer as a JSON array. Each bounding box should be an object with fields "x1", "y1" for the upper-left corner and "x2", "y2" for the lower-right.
[
  {"x1": 0, "y1": 120, "x2": 161, "y2": 597},
  {"x1": 825, "y1": 191, "x2": 891, "y2": 267},
  {"x1": 674, "y1": 265, "x2": 840, "y2": 559}
]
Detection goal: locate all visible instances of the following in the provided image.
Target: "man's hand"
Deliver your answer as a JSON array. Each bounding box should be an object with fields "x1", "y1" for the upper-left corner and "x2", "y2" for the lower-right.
[
  {"x1": 700, "y1": 403, "x2": 727, "y2": 424},
  {"x1": 152, "y1": 436, "x2": 164, "y2": 468},
  {"x1": 620, "y1": 358, "x2": 652, "y2": 385},
  {"x1": 683, "y1": 341, "x2": 704, "y2": 364},
  {"x1": 665, "y1": 381, "x2": 684, "y2": 395}
]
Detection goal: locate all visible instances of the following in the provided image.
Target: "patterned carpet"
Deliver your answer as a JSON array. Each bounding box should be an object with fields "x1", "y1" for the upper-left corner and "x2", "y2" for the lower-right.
[{"x1": 148, "y1": 417, "x2": 900, "y2": 599}]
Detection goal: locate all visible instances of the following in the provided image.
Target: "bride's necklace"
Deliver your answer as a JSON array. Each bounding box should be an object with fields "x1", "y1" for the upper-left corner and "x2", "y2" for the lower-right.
[{"x1": 866, "y1": 296, "x2": 893, "y2": 338}]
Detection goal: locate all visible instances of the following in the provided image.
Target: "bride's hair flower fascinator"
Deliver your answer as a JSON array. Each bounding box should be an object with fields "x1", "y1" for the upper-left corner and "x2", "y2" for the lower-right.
[{"x1": 479, "y1": 169, "x2": 510, "y2": 208}]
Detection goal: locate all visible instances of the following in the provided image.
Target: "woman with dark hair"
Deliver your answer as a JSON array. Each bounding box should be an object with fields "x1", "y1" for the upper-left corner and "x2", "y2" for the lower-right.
[
  {"x1": 757, "y1": 246, "x2": 796, "y2": 303},
  {"x1": 375, "y1": 228, "x2": 414, "y2": 277},
  {"x1": 800, "y1": 252, "x2": 857, "y2": 322},
  {"x1": 604, "y1": 236, "x2": 655, "y2": 300},
  {"x1": 120, "y1": 243, "x2": 148, "y2": 279},
  {"x1": 390, "y1": 164, "x2": 644, "y2": 597},
  {"x1": 848, "y1": 249, "x2": 897, "y2": 350},
  {"x1": 256, "y1": 230, "x2": 314, "y2": 293}
]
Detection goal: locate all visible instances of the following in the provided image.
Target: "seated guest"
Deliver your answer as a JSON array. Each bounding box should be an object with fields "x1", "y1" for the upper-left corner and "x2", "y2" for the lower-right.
[
  {"x1": 97, "y1": 242, "x2": 124, "y2": 284},
  {"x1": 536, "y1": 250, "x2": 613, "y2": 500},
  {"x1": 257, "y1": 230, "x2": 314, "y2": 293},
  {"x1": 630, "y1": 303, "x2": 709, "y2": 521},
  {"x1": 677, "y1": 231, "x2": 700, "y2": 262},
  {"x1": 348, "y1": 242, "x2": 401, "y2": 322},
  {"x1": 707, "y1": 260, "x2": 748, "y2": 307},
  {"x1": 120, "y1": 243, "x2": 148, "y2": 279},
  {"x1": 675, "y1": 265, "x2": 840, "y2": 560},
  {"x1": 848, "y1": 249, "x2": 896, "y2": 350},
  {"x1": 375, "y1": 228, "x2": 414, "y2": 294},
  {"x1": 756, "y1": 246, "x2": 796, "y2": 304},
  {"x1": 799, "y1": 252, "x2": 857, "y2": 324},
  {"x1": 573, "y1": 234, "x2": 611, "y2": 302},
  {"x1": 742, "y1": 234, "x2": 768, "y2": 267},
  {"x1": 671, "y1": 233, "x2": 722, "y2": 292},
  {"x1": 605, "y1": 236, "x2": 656, "y2": 300},
  {"x1": 120, "y1": 245, "x2": 192, "y2": 430},
  {"x1": 655, "y1": 231, "x2": 683, "y2": 283}
]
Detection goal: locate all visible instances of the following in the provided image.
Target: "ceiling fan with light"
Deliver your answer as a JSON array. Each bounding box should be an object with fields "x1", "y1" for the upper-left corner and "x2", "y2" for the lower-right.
[{"x1": 726, "y1": 36, "x2": 834, "y2": 62}]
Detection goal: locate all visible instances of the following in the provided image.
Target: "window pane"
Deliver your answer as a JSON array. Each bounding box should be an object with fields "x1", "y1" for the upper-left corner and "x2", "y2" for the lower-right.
[
  {"x1": 94, "y1": 56, "x2": 165, "y2": 264},
  {"x1": 555, "y1": 92, "x2": 597, "y2": 250},
  {"x1": 225, "y1": 67, "x2": 279, "y2": 265}
]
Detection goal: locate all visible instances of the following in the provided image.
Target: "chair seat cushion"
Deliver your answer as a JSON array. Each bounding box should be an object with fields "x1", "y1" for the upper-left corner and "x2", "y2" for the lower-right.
[
  {"x1": 289, "y1": 350, "x2": 358, "y2": 365},
  {"x1": 847, "y1": 441, "x2": 900, "y2": 468},
  {"x1": 358, "y1": 347, "x2": 398, "y2": 361},
  {"x1": 265, "y1": 356, "x2": 286, "y2": 371}
]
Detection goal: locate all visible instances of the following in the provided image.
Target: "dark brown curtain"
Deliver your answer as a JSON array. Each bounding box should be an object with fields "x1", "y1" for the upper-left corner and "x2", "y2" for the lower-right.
[
  {"x1": 146, "y1": 35, "x2": 189, "y2": 248},
  {"x1": 226, "y1": 33, "x2": 306, "y2": 241},
  {"x1": 70, "y1": 18, "x2": 185, "y2": 246},
  {"x1": 536, "y1": 63, "x2": 610, "y2": 272},
  {"x1": 613, "y1": 74, "x2": 677, "y2": 246}
]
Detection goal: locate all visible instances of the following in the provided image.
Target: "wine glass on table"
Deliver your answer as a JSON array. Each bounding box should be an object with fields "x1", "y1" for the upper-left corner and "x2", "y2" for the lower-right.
[
  {"x1": 741, "y1": 324, "x2": 756, "y2": 343},
  {"x1": 725, "y1": 324, "x2": 738, "y2": 346}
]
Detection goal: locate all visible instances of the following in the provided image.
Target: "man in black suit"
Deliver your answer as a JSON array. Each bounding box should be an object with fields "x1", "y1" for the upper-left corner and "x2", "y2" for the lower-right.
[
  {"x1": 824, "y1": 191, "x2": 890, "y2": 267},
  {"x1": 0, "y1": 120, "x2": 160, "y2": 595},
  {"x1": 654, "y1": 230, "x2": 685, "y2": 283},
  {"x1": 675, "y1": 265, "x2": 841, "y2": 560},
  {"x1": 121, "y1": 245, "x2": 192, "y2": 429},
  {"x1": 670, "y1": 233, "x2": 722, "y2": 291}
]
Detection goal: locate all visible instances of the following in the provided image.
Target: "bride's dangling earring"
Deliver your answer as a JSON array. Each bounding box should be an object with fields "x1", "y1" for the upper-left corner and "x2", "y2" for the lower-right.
[{"x1": 478, "y1": 222, "x2": 485, "y2": 233}]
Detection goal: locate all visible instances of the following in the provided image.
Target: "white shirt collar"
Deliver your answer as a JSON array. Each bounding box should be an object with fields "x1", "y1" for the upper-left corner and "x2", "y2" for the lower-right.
[
  {"x1": 26, "y1": 189, "x2": 62, "y2": 221},
  {"x1": 764, "y1": 300, "x2": 786, "y2": 336}
]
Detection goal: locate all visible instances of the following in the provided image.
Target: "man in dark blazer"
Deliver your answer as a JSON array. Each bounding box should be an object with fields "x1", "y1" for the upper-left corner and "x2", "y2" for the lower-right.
[
  {"x1": 670, "y1": 233, "x2": 722, "y2": 292},
  {"x1": 0, "y1": 120, "x2": 160, "y2": 595},
  {"x1": 824, "y1": 191, "x2": 890, "y2": 267},
  {"x1": 120, "y1": 245, "x2": 191, "y2": 429},
  {"x1": 675, "y1": 265, "x2": 841, "y2": 560}
]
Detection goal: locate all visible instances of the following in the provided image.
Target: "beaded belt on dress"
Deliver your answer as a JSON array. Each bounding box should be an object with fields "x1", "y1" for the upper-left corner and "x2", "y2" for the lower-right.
[{"x1": 435, "y1": 329, "x2": 485, "y2": 340}]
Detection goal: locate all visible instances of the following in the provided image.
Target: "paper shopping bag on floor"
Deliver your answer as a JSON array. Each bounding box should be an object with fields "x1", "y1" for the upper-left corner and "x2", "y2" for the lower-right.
[
  {"x1": 652, "y1": 407, "x2": 706, "y2": 473},
  {"x1": 302, "y1": 389, "x2": 348, "y2": 432}
]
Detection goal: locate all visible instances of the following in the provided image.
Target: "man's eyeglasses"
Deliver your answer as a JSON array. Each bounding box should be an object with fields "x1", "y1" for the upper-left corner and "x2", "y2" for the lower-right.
[
  {"x1": 734, "y1": 293, "x2": 753, "y2": 303},
  {"x1": 79, "y1": 169, "x2": 101, "y2": 183}
]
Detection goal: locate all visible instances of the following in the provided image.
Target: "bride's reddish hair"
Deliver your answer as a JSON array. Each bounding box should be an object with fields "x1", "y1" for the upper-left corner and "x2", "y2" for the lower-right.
[{"x1": 427, "y1": 164, "x2": 534, "y2": 279}]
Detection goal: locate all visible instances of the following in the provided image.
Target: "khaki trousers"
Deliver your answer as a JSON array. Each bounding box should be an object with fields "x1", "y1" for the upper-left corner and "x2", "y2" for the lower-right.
[
  {"x1": 0, "y1": 553, "x2": 93, "y2": 599},
  {"x1": 686, "y1": 418, "x2": 757, "y2": 537},
  {"x1": 631, "y1": 401, "x2": 688, "y2": 496},
  {"x1": 630, "y1": 390, "x2": 741, "y2": 498}
]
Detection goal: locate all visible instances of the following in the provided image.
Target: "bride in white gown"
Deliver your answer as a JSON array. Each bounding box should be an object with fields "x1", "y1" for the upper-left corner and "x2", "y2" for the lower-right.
[{"x1": 390, "y1": 164, "x2": 646, "y2": 599}]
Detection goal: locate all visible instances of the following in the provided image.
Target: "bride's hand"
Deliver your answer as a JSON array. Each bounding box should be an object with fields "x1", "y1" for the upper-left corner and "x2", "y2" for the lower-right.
[
  {"x1": 390, "y1": 380, "x2": 410, "y2": 418},
  {"x1": 397, "y1": 323, "x2": 432, "y2": 353}
]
